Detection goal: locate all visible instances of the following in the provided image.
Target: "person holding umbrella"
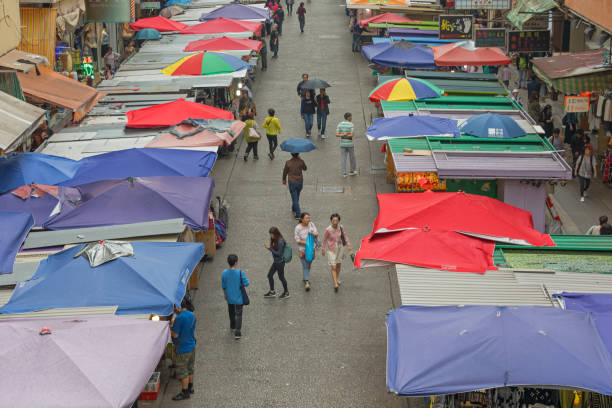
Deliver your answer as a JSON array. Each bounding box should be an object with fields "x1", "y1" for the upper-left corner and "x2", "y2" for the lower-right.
[
  {"x1": 316, "y1": 88, "x2": 330, "y2": 138},
  {"x1": 281, "y1": 138, "x2": 315, "y2": 219}
]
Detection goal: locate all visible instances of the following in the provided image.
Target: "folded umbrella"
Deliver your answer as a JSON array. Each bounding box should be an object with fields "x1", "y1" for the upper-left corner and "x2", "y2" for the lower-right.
[
  {"x1": 459, "y1": 113, "x2": 526, "y2": 139},
  {"x1": 280, "y1": 138, "x2": 316, "y2": 153}
]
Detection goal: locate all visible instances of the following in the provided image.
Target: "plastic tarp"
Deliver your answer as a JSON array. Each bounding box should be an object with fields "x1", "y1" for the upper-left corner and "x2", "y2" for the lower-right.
[
  {"x1": 184, "y1": 36, "x2": 263, "y2": 52},
  {"x1": 373, "y1": 192, "x2": 555, "y2": 247},
  {"x1": 0, "y1": 211, "x2": 33, "y2": 274},
  {"x1": 129, "y1": 16, "x2": 188, "y2": 32},
  {"x1": 126, "y1": 98, "x2": 234, "y2": 128},
  {"x1": 386, "y1": 305, "x2": 612, "y2": 396},
  {"x1": 0, "y1": 152, "x2": 80, "y2": 193},
  {"x1": 61, "y1": 148, "x2": 217, "y2": 186},
  {"x1": 199, "y1": 3, "x2": 270, "y2": 21},
  {"x1": 0, "y1": 241, "x2": 204, "y2": 315},
  {"x1": 0, "y1": 316, "x2": 170, "y2": 408},
  {"x1": 367, "y1": 42, "x2": 436, "y2": 69},
  {"x1": 366, "y1": 116, "x2": 459, "y2": 140},
  {"x1": 433, "y1": 41, "x2": 511, "y2": 67},
  {"x1": 147, "y1": 120, "x2": 244, "y2": 148},
  {"x1": 46, "y1": 176, "x2": 214, "y2": 231},
  {"x1": 180, "y1": 18, "x2": 262, "y2": 36}
]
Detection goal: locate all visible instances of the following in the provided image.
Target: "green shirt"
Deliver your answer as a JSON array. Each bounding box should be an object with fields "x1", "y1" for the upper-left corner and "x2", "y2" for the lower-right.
[{"x1": 336, "y1": 120, "x2": 354, "y2": 147}]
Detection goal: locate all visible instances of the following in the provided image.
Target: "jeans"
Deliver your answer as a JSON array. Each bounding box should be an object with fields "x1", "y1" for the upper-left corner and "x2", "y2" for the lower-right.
[
  {"x1": 287, "y1": 2, "x2": 293, "y2": 14},
  {"x1": 518, "y1": 69, "x2": 527, "y2": 88},
  {"x1": 267, "y1": 134, "x2": 278, "y2": 154},
  {"x1": 278, "y1": 21, "x2": 283, "y2": 35},
  {"x1": 271, "y1": 43, "x2": 278, "y2": 57},
  {"x1": 579, "y1": 176, "x2": 591, "y2": 197},
  {"x1": 300, "y1": 256, "x2": 312, "y2": 281},
  {"x1": 268, "y1": 262, "x2": 288, "y2": 292},
  {"x1": 245, "y1": 141, "x2": 258, "y2": 157},
  {"x1": 228, "y1": 304, "x2": 243, "y2": 332},
  {"x1": 261, "y1": 52, "x2": 267, "y2": 69},
  {"x1": 317, "y1": 111, "x2": 328, "y2": 135},
  {"x1": 341, "y1": 146, "x2": 356, "y2": 174},
  {"x1": 288, "y1": 182, "x2": 303, "y2": 216},
  {"x1": 352, "y1": 33, "x2": 361, "y2": 52},
  {"x1": 299, "y1": 16, "x2": 305, "y2": 32},
  {"x1": 303, "y1": 113, "x2": 314, "y2": 135}
]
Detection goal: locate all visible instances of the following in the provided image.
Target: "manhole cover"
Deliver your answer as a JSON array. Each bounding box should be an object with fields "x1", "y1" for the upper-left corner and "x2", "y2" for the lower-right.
[{"x1": 322, "y1": 186, "x2": 344, "y2": 193}]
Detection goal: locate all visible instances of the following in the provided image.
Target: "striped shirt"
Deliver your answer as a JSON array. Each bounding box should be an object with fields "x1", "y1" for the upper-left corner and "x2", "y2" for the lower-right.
[{"x1": 336, "y1": 120, "x2": 354, "y2": 147}]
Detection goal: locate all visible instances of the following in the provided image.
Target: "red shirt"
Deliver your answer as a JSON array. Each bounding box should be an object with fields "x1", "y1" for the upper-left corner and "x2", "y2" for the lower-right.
[{"x1": 297, "y1": 6, "x2": 306, "y2": 17}]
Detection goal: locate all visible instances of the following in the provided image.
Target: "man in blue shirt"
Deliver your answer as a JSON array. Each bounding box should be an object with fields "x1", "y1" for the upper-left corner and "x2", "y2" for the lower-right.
[
  {"x1": 171, "y1": 298, "x2": 196, "y2": 401},
  {"x1": 221, "y1": 254, "x2": 250, "y2": 340}
]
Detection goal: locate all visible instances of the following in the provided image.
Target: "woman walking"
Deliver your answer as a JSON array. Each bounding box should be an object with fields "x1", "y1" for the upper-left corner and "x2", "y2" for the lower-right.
[
  {"x1": 264, "y1": 227, "x2": 290, "y2": 299},
  {"x1": 243, "y1": 112, "x2": 260, "y2": 161},
  {"x1": 270, "y1": 24, "x2": 279, "y2": 58},
  {"x1": 294, "y1": 212, "x2": 318, "y2": 291},
  {"x1": 575, "y1": 145, "x2": 597, "y2": 202},
  {"x1": 321, "y1": 213, "x2": 352, "y2": 292},
  {"x1": 297, "y1": 2, "x2": 306, "y2": 33},
  {"x1": 263, "y1": 108, "x2": 282, "y2": 159},
  {"x1": 301, "y1": 90, "x2": 315, "y2": 137}
]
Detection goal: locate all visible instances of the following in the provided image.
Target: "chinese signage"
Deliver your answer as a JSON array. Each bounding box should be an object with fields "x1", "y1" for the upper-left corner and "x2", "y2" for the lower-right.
[
  {"x1": 564, "y1": 96, "x2": 589, "y2": 113},
  {"x1": 85, "y1": 0, "x2": 132, "y2": 23},
  {"x1": 507, "y1": 30, "x2": 550, "y2": 53},
  {"x1": 81, "y1": 56, "x2": 95, "y2": 77},
  {"x1": 475, "y1": 28, "x2": 506, "y2": 48},
  {"x1": 439, "y1": 15, "x2": 474, "y2": 40},
  {"x1": 454, "y1": 0, "x2": 510, "y2": 9}
]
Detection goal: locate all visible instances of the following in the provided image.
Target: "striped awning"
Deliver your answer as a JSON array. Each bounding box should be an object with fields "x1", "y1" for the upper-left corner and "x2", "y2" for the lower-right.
[{"x1": 533, "y1": 65, "x2": 612, "y2": 95}]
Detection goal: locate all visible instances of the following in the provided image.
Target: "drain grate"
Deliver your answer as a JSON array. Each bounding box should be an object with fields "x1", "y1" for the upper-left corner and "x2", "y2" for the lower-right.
[{"x1": 322, "y1": 185, "x2": 345, "y2": 193}]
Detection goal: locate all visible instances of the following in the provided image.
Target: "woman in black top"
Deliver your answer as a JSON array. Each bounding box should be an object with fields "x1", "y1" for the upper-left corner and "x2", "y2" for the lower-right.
[
  {"x1": 539, "y1": 104, "x2": 554, "y2": 138},
  {"x1": 300, "y1": 90, "x2": 316, "y2": 137},
  {"x1": 264, "y1": 227, "x2": 290, "y2": 299}
]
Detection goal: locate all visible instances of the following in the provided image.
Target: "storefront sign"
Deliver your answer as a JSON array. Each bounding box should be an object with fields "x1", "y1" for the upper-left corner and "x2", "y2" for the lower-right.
[
  {"x1": 507, "y1": 30, "x2": 550, "y2": 53},
  {"x1": 474, "y1": 28, "x2": 506, "y2": 48},
  {"x1": 81, "y1": 56, "x2": 95, "y2": 77},
  {"x1": 85, "y1": 0, "x2": 132, "y2": 23},
  {"x1": 396, "y1": 172, "x2": 446, "y2": 192},
  {"x1": 140, "y1": 1, "x2": 160, "y2": 9},
  {"x1": 454, "y1": 0, "x2": 510, "y2": 9},
  {"x1": 564, "y1": 96, "x2": 589, "y2": 113},
  {"x1": 439, "y1": 15, "x2": 474, "y2": 40}
]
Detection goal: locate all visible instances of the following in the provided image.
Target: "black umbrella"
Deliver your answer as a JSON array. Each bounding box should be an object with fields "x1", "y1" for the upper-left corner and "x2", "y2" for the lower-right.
[{"x1": 302, "y1": 79, "x2": 331, "y2": 89}]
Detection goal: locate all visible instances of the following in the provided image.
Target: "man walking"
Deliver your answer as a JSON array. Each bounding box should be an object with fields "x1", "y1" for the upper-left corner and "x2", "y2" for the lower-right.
[
  {"x1": 316, "y1": 88, "x2": 330, "y2": 138},
  {"x1": 171, "y1": 298, "x2": 197, "y2": 401},
  {"x1": 260, "y1": 39, "x2": 267, "y2": 71},
  {"x1": 297, "y1": 73, "x2": 308, "y2": 98},
  {"x1": 336, "y1": 112, "x2": 357, "y2": 177},
  {"x1": 222, "y1": 254, "x2": 250, "y2": 340},
  {"x1": 282, "y1": 153, "x2": 307, "y2": 219},
  {"x1": 297, "y1": 2, "x2": 306, "y2": 33}
]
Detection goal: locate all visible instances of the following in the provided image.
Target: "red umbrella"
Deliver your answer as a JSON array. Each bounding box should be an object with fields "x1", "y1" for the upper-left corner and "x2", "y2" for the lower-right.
[
  {"x1": 184, "y1": 36, "x2": 263, "y2": 52},
  {"x1": 126, "y1": 98, "x2": 234, "y2": 128},
  {"x1": 129, "y1": 16, "x2": 188, "y2": 32},
  {"x1": 355, "y1": 228, "x2": 497, "y2": 273},
  {"x1": 373, "y1": 191, "x2": 554, "y2": 247},
  {"x1": 180, "y1": 18, "x2": 262, "y2": 36},
  {"x1": 359, "y1": 12, "x2": 418, "y2": 28},
  {"x1": 433, "y1": 41, "x2": 511, "y2": 66}
]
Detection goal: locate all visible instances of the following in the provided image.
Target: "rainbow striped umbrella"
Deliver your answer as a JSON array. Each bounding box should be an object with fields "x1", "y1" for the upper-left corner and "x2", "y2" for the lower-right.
[
  {"x1": 162, "y1": 51, "x2": 250, "y2": 76},
  {"x1": 369, "y1": 77, "x2": 443, "y2": 102}
]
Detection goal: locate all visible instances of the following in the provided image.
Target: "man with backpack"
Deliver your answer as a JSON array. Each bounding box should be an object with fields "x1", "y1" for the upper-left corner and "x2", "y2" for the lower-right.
[
  {"x1": 222, "y1": 254, "x2": 250, "y2": 340},
  {"x1": 171, "y1": 297, "x2": 197, "y2": 401}
]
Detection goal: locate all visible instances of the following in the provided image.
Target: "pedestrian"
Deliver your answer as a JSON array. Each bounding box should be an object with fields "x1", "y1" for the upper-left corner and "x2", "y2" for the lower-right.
[
  {"x1": 527, "y1": 92, "x2": 540, "y2": 125},
  {"x1": 336, "y1": 112, "x2": 357, "y2": 177},
  {"x1": 297, "y1": 2, "x2": 306, "y2": 33},
  {"x1": 264, "y1": 227, "x2": 290, "y2": 299},
  {"x1": 562, "y1": 111, "x2": 577, "y2": 144},
  {"x1": 243, "y1": 112, "x2": 261, "y2": 161},
  {"x1": 270, "y1": 24, "x2": 280, "y2": 58},
  {"x1": 239, "y1": 91, "x2": 256, "y2": 121},
  {"x1": 263, "y1": 108, "x2": 282, "y2": 159},
  {"x1": 586, "y1": 215, "x2": 608, "y2": 235},
  {"x1": 517, "y1": 54, "x2": 527, "y2": 88},
  {"x1": 297, "y1": 73, "x2": 308, "y2": 98},
  {"x1": 510, "y1": 89, "x2": 523, "y2": 107},
  {"x1": 316, "y1": 88, "x2": 330, "y2": 138},
  {"x1": 301, "y1": 89, "x2": 316, "y2": 137},
  {"x1": 527, "y1": 74, "x2": 542, "y2": 98},
  {"x1": 321, "y1": 213, "x2": 352, "y2": 292},
  {"x1": 103, "y1": 47, "x2": 120, "y2": 77},
  {"x1": 601, "y1": 223, "x2": 612, "y2": 235},
  {"x1": 260, "y1": 39, "x2": 267, "y2": 71},
  {"x1": 287, "y1": 0, "x2": 294, "y2": 15},
  {"x1": 170, "y1": 297, "x2": 197, "y2": 401},
  {"x1": 351, "y1": 18, "x2": 363, "y2": 52},
  {"x1": 574, "y1": 144, "x2": 597, "y2": 202},
  {"x1": 550, "y1": 128, "x2": 563, "y2": 151},
  {"x1": 501, "y1": 65, "x2": 511, "y2": 88},
  {"x1": 539, "y1": 104, "x2": 554, "y2": 138},
  {"x1": 221, "y1": 254, "x2": 250, "y2": 340},
  {"x1": 571, "y1": 130, "x2": 589, "y2": 166},
  {"x1": 282, "y1": 152, "x2": 307, "y2": 219},
  {"x1": 294, "y1": 212, "x2": 318, "y2": 291},
  {"x1": 274, "y1": 5, "x2": 284, "y2": 35}
]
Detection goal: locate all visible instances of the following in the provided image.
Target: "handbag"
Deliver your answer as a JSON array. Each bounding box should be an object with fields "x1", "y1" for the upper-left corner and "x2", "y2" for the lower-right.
[
  {"x1": 239, "y1": 270, "x2": 250, "y2": 305},
  {"x1": 340, "y1": 225, "x2": 347, "y2": 246},
  {"x1": 249, "y1": 123, "x2": 261, "y2": 139},
  {"x1": 282, "y1": 242, "x2": 293, "y2": 263},
  {"x1": 304, "y1": 232, "x2": 316, "y2": 262}
]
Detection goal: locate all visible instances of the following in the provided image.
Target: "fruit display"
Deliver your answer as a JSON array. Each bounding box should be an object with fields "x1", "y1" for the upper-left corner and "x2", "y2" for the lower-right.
[{"x1": 395, "y1": 172, "x2": 446, "y2": 192}]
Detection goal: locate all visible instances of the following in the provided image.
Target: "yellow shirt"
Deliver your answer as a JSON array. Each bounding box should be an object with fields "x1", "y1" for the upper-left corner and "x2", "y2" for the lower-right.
[{"x1": 263, "y1": 116, "x2": 282, "y2": 135}]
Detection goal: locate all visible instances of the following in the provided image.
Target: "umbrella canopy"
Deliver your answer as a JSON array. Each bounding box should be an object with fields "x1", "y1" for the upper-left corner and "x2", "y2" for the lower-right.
[
  {"x1": 0, "y1": 188, "x2": 59, "y2": 226},
  {"x1": 0, "y1": 153, "x2": 80, "y2": 193},
  {"x1": 355, "y1": 228, "x2": 497, "y2": 273},
  {"x1": 301, "y1": 79, "x2": 331, "y2": 89},
  {"x1": 147, "y1": 119, "x2": 245, "y2": 148},
  {"x1": 46, "y1": 176, "x2": 215, "y2": 231},
  {"x1": 199, "y1": 3, "x2": 270, "y2": 21},
  {"x1": 366, "y1": 41, "x2": 436, "y2": 69},
  {"x1": 62, "y1": 148, "x2": 217, "y2": 186},
  {"x1": 0, "y1": 211, "x2": 33, "y2": 274},
  {"x1": 386, "y1": 305, "x2": 612, "y2": 396},
  {"x1": 433, "y1": 40, "x2": 511, "y2": 66},
  {"x1": 359, "y1": 12, "x2": 417, "y2": 27},
  {"x1": 180, "y1": 18, "x2": 262, "y2": 36},
  {"x1": 0, "y1": 241, "x2": 203, "y2": 315},
  {"x1": 160, "y1": 5, "x2": 185, "y2": 18},
  {"x1": 459, "y1": 113, "x2": 526, "y2": 139},
  {"x1": 129, "y1": 16, "x2": 188, "y2": 32},
  {"x1": 0, "y1": 315, "x2": 170, "y2": 408},
  {"x1": 366, "y1": 116, "x2": 459, "y2": 140},
  {"x1": 280, "y1": 138, "x2": 316, "y2": 153},
  {"x1": 369, "y1": 77, "x2": 443, "y2": 102},
  {"x1": 126, "y1": 98, "x2": 234, "y2": 128},
  {"x1": 373, "y1": 192, "x2": 555, "y2": 246},
  {"x1": 162, "y1": 52, "x2": 250, "y2": 76},
  {"x1": 134, "y1": 28, "x2": 161, "y2": 40},
  {"x1": 184, "y1": 36, "x2": 263, "y2": 52}
]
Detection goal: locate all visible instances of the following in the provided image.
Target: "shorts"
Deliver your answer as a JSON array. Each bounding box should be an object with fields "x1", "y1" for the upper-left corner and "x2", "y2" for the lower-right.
[
  {"x1": 326, "y1": 245, "x2": 346, "y2": 266},
  {"x1": 175, "y1": 349, "x2": 196, "y2": 379}
]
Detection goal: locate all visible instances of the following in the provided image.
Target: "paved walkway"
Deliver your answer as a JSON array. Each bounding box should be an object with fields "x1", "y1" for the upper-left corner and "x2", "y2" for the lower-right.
[{"x1": 161, "y1": 0, "x2": 406, "y2": 406}]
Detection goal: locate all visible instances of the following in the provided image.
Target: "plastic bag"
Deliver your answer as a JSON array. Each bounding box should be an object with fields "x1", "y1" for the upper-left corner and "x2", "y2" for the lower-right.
[{"x1": 305, "y1": 232, "x2": 315, "y2": 262}]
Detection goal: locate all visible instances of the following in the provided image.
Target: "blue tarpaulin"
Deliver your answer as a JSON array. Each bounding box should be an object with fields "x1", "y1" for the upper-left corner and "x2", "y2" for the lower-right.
[
  {"x1": 386, "y1": 305, "x2": 612, "y2": 396},
  {"x1": 0, "y1": 153, "x2": 80, "y2": 193},
  {"x1": 0, "y1": 191, "x2": 58, "y2": 227},
  {"x1": 0, "y1": 242, "x2": 204, "y2": 315},
  {"x1": 0, "y1": 211, "x2": 33, "y2": 274},
  {"x1": 361, "y1": 41, "x2": 435, "y2": 69},
  {"x1": 366, "y1": 116, "x2": 459, "y2": 140}
]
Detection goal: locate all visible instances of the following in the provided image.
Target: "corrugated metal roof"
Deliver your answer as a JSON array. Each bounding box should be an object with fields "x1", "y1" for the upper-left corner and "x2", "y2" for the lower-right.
[
  {"x1": 0, "y1": 90, "x2": 45, "y2": 151},
  {"x1": 514, "y1": 271, "x2": 612, "y2": 295},
  {"x1": 497, "y1": 235, "x2": 612, "y2": 252},
  {"x1": 396, "y1": 265, "x2": 553, "y2": 306},
  {"x1": 0, "y1": 305, "x2": 118, "y2": 320},
  {"x1": 0, "y1": 289, "x2": 12, "y2": 306},
  {"x1": 0, "y1": 262, "x2": 39, "y2": 286},
  {"x1": 391, "y1": 153, "x2": 437, "y2": 172}
]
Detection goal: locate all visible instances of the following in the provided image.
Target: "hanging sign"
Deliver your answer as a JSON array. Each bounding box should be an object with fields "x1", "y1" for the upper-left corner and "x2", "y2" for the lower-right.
[
  {"x1": 454, "y1": 0, "x2": 510, "y2": 9},
  {"x1": 439, "y1": 15, "x2": 474, "y2": 40},
  {"x1": 85, "y1": 0, "x2": 132, "y2": 23},
  {"x1": 507, "y1": 30, "x2": 550, "y2": 53},
  {"x1": 474, "y1": 28, "x2": 506, "y2": 48},
  {"x1": 564, "y1": 96, "x2": 589, "y2": 113}
]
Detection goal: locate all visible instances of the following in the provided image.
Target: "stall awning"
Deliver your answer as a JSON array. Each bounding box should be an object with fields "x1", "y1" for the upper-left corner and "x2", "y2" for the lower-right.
[
  {"x1": 507, "y1": 0, "x2": 557, "y2": 30},
  {"x1": 0, "y1": 91, "x2": 45, "y2": 152},
  {"x1": 17, "y1": 66, "x2": 104, "y2": 122},
  {"x1": 532, "y1": 50, "x2": 612, "y2": 95},
  {"x1": 0, "y1": 50, "x2": 48, "y2": 73}
]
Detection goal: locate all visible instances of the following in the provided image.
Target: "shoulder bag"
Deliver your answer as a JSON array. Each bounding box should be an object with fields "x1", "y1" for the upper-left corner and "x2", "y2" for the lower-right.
[
  {"x1": 239, "y1": 270, "x2": 250, "y2": 305},
  {"x1": 248, "y1": 122, "x2": 261, "y2": 139}
]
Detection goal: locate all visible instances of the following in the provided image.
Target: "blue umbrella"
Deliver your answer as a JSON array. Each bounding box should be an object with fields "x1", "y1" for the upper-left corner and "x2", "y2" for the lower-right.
[
  {"x1": 280, "y1": 138, "x2": 317, "y2": 153},
  {"x1": 0, "y1": 153, "x2": 80, "y2": 193},
  {"x1": 134, "y1": 28, "x2": 162, "y2": 40},
  {"x1": 165, "y1": 0, "x2": 190, "y2": 6},
  {"x1": 459, "y1": 113, "x2": 526, "y2": 139}
]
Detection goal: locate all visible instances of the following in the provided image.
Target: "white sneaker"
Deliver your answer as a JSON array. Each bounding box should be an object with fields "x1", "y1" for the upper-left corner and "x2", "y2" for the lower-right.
[
  {"x1": 349, "y1": 171, "x2": 358, "y2": 176},
  {"x1": 342, "y1": 173, "x2": 347, "y2": 178},
  {"x1": 580, "y1": 196, "x2": 585, "y2": 202},
  {"x1": 321, "y1": 134, "x2": 326, "y2": 139}
]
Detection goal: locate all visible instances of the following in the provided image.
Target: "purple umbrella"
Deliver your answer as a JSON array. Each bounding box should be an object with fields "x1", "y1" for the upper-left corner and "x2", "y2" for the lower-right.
[
  {"x1": 199, "y1": 3, "x2": 270, "y2": 21},
  {"x1": 0, "y1": 315, "x2": 169, "y2": 408}
]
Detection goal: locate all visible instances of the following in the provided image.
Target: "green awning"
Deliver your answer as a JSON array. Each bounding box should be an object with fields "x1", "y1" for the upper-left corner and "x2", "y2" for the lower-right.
[
  {"x1": 507, "y1": 0, "x2": 557, "y2": 30},
  {"x1": 532, "y1": 51, "x2": 612, "y2": 94}
]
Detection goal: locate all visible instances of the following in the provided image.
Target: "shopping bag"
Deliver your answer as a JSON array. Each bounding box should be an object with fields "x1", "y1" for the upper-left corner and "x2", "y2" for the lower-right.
[{"x1": 305, "y1": 232, "x2": 315, "y2": 262}]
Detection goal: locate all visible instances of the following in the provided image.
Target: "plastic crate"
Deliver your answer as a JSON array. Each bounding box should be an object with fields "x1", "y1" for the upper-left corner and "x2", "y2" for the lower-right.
[{"x1": 139, "y1": 372, "x2": 161, "y2": 401}]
